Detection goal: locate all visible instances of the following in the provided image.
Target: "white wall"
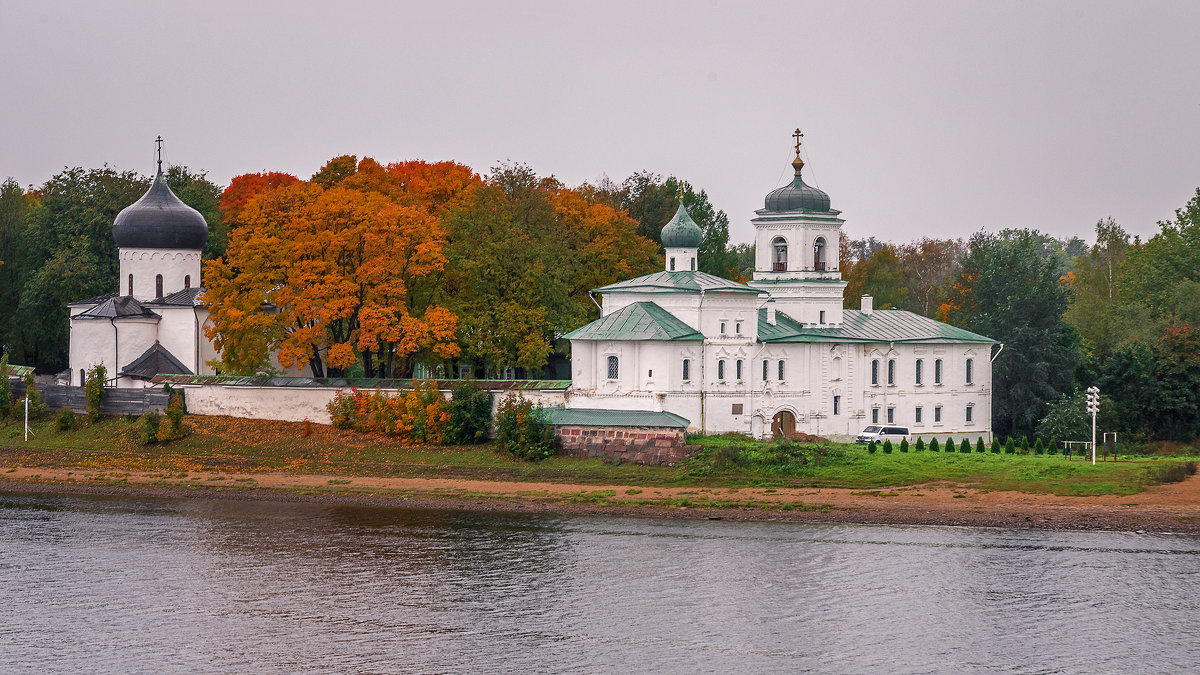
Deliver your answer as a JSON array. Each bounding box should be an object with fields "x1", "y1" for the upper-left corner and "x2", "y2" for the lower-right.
[{"x1": 119, "y1": 248, "x2": 201, "y2": 300}]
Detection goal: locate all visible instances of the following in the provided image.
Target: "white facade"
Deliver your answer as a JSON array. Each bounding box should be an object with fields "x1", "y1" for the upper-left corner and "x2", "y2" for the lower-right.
[{"x1": 120, "y1": 248, "x2": 202, "y2": 300}]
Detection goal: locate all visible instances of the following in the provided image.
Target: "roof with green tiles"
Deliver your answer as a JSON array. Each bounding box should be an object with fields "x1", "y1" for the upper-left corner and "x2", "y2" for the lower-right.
[
  {"x1": 151, "y1": 374, "x2": 572, "y2": 390},
  {"x1": 758, "y1": 308, "x2": 997, "y2": 344},
  {"x1": 564, "y1": 301, "x2": 704, "y2": 341},
  {"x1": 594, "y1": 270, "x2": 760, "y2": 295},
  {"x1": 545, "y1": 407, "x2": 690, "y2": 428}
]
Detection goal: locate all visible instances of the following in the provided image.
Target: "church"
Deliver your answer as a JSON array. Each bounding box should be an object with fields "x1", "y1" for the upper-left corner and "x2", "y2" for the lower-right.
[
  {"x1": 67, "y1": 144, "x2": 221, "y2": 388},
  {"x1": 565, "y1": 134, "x2": 998, "y2": 440}
]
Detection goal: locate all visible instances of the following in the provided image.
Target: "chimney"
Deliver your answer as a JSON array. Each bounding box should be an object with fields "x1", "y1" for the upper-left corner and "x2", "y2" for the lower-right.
[
  {"x1": 766, "y1": 302, "x2": 777, "y2": 326},
  {"x1": 861, "y1": 295, "x2": 873, "y2": 315}
]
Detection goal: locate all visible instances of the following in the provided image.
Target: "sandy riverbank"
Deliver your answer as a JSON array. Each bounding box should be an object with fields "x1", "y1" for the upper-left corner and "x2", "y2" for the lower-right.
[{"x1": 3, "y1": 466, "x2": 1199, "y2": 532}]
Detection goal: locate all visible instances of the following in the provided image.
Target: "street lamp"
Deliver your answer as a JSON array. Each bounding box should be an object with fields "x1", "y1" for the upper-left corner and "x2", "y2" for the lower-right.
[{"x1": 1085, "y1": 386, "x2": 1100, "y2": 465}]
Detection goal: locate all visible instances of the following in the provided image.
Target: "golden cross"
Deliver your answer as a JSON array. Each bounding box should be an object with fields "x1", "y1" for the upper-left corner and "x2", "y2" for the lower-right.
[
  {"x1": 792, "y1": 128, "x2": 804, "y2": 156},
  {"x1": 677, "y1": 182, "x2": 684, "y2": 200}
]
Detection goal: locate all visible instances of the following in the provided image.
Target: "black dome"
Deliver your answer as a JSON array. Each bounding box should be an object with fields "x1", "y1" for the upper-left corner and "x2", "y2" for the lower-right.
[
  {"x1": 112, "y1": 172, "x2": 208, "y2": 249},
  {"x1": 764, "y1": 173, "x2": 831, "y2": 213}
]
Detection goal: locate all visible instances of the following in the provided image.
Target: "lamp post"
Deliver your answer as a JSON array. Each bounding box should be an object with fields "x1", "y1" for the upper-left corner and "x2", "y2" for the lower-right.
[{"x1": 1085, "y1": 386, "x2": 1100, "y2": 465}]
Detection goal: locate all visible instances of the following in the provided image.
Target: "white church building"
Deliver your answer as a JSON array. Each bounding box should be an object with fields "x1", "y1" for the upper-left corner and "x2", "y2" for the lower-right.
[
  {"x1": 67, "y1": 150, "x2": 220, "y2": 388},
  {"x1": 566, "y1": 140, "x2": 999, "y2": 441}
]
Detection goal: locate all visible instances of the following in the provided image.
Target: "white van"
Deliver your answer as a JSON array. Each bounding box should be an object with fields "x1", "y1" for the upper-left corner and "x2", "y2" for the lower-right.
[{"x1": 856, "y1": 425, "x2": 910, "y2": 445}]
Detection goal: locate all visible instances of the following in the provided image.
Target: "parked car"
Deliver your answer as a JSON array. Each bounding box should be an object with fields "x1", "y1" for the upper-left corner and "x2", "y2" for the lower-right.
[{"x1": 856, "y1": 425, "x2": 911, "y2": 445}]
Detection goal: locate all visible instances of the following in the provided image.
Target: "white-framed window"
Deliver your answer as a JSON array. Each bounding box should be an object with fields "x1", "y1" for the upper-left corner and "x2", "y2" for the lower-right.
[
  {"x1": 736, "y1": 359, "x2": 743, "y2": 381},
  {"x1": 735, "y1": 321, "x2": 742, "y2": 334},
  {"x1": 772, "y1": 236, "x2": 788, "y2": 271},
  {"x1": 670, "y1": 257, "x2": 676, "y2": 271},
  {"x1": 915, "y1": 406, "x2": 923, "y2": 423},
  {"x1": 966, "y1": 404, "x2": 974, "y2": 424},
  {"x1": 833, "y1": 395, "x2": 841, "y2": 415},
  {"x1": 871, "y1": 407, "x2": 879, "y2": 424},
  {"x1": 690, "y1": 257, "x2": 695, "y2": 271},
  {"x1": 934, "y1": 405, "x2": 942, "y2": 423},
  {"x1": 777, "y1": 360, "x2": 785, "y2": 381},
  {"x1": 762, "y1": 359, "x2": 769, "y2": 381},
  {"x1": 887, "y1": 359, "x2": 896, "y2": 386},
  {"x1": 915, "y1": 359, "x2": 923, "y2": 385},
  {"x1": 819, "y1": 310, "x2": 826, "y2": 324},
  {"x1": 184, "y1": 275, "x2": 191, "y2": 289},
  {"x1": 966, "y1": 358, "x2": 974, "y2": 385},
  {"x1": 887, "y1": 406, "x2": 895, "y2": 424},
  {"x1": 606, "y1": 355, "x2": 619, "y2": 380},
  {"x1": 934, "y1": 358, "x2": 943, "y2": 385},
  {"x1": 717, "y1": 359, "x2": 726, "y2": 381},
  {"x1": 155, "y1": 274, "x2": 163, "y2": 298},
  {"x1": 720, "y1": 322, "x2": 727, "y2": 334},
  {"x1": 682, "y1": 358, "x2": 691, "y2": 381},
  {"x1": 871, "y1": 359, "x2": 880, "y2": 385}
]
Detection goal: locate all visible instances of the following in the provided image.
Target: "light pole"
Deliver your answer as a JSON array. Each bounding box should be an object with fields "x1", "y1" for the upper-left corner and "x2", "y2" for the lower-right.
[{"x1": 1086, "y1": 386, "x2": 1100, "y2": 465}]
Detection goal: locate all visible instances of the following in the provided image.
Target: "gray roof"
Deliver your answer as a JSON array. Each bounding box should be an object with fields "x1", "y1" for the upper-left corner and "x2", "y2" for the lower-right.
[
  {"x1": 74, "y1": 295, "x2": 161, "y2": 320},
  {"x1": 545, "y1": 407, "x2": 691, "y2": 428},
  {"x1": 121, "y1": 343, "x2": 192, "y2": 380},
  {"x1": 112, "y1": 170, "x2": 208, "y2": 250},
  {"x1": 660, "y1": 201, "x2": 703, "y2": 248},
  {"x1": 68, "y1": 291, "x2": 119, "y2": 307},
  {"x1": 595, "y1": 270, "x2": 760, "y2": 295},
  {"x1": 758, "y1": 308, "x2": 997, "y2": 344},
  {"x1": 146, "y1": 287, "x2": 204, "y2": 307},
  {"x1": 564, "y1": 302, "x2": 704, "y2": 342},
  {"x1": 764, "y1": 165, "x2": 832, "y2": 213}
]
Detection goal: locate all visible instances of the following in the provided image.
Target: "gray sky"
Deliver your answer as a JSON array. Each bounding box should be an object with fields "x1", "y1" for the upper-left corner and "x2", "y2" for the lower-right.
[{"x1": 3, "y1": 0, "x2": 1198, "y2": 246}]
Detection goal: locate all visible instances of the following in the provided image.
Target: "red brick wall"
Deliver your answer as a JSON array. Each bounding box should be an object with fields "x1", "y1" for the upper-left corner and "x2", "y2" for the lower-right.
[{"x1": 554, "y1": 425, "x2": 697, "y2": 466}]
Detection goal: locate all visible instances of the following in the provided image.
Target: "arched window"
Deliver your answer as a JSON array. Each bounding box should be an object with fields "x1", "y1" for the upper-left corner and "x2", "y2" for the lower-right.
[
  {"x1": 736, "y1": 359, "x2": 743, "y2": 381},
  {"x1": 127, "y1": 274, "x2": 133, "y2": 296},
  {"x1": 606, "y1": 356, "x2": 619, "y2": 380},
  {"x1": 887, "y1": 359, "x2": 896, "y2": 385},
  {"x1": 155, "y1": 274, "x2": 163, "y2": 298},
  {"x1": 184, "y1": 275, "x2": 191, "y2": 289},
  {"x1": 772, "y1": 237, "x2": 788, "y2": 271},
  {"x1": 763, "y1": 359, "x2": 769, "y2": 381},
  {"x1": 935, "y1": 359, "x2": 943, "y2": 385},
  {"x1": 777, "y1": 360, "x2": 785, "y2": 381},
  {"x1": 813, "y1": 237, "x2": 827, "y2": 271},
  {"x1": 871, "y1": 359, "x2": 880, "y2": 385},
  {"x1": 682, "y1": 358, "x2": 690, "y2": 381},
  {"x1": 717, "y1": 359, "x2": 726, "y2": 381},
  {"x1": 915, "y1": 359, "x2": 924, "y2": 385},
  {"x1": 965, "y1": 358, "x2": 974, "y2": 385}
]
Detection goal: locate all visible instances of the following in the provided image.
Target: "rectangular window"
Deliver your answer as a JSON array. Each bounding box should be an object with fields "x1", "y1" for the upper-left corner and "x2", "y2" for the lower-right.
[
  {"x1": 887, "y1": 359, "x2": 895, "y2": 386},
  {"x1": 607, "y1": 355, "x2": 619, "y2": 380},
  {"x1": 736, "y1": 359, "x2": 743, "y2": 381},
  {"x1": 833, "y1": 395, "x2": 840, "y2": 416},
  {"x1": 934, "y1": 405, "x2": 942, "y2": 423},
  {"x1": 871, "y1": 408, "x2": 879, "y2": 424},
  {"x1": 670, "y1": 257, "x2": 676, "y2": 271},
  {"x1": 819, "y1": 310, "x2": 826, "y2": 324},
  {"x1": 682, "y1": 359, "x2": 691, "y2": 381},
  {"x1": 718, "y1": 359, "x2": 726, "y2": 381},
  {"x1": 935, "y1": 359, "x2": 943, "y2": 385},
  {"x1": 966, "y1": 405, "x2": 974, "y2": 423},
  {"x1": 887, "y1": 407, "x2": 895, "y2": 424},
  {"x1": 763, "y1": 360, "x2": 769, "y2": 381},
  {"x1": 720, "y1": 322, "x2": 726, "y2": 334},
  {"x1": 915, "y1": 406, "x2": 923, "y2": 423},
  {"x1": 966, "y1": 358, "x2": 974, "y2": 385},
  {"x1": 915, "y1": 359, "x2": 923, "y2": 385},
  {"x1": 732, "y1": 404, "x2": 744, "y2": 415},
  {"x1": 778, "y1": 360, "x2": 785, "y2": 381},
  {"x1": 871, "y1": 359, "x2": 880, "y2": 385}
]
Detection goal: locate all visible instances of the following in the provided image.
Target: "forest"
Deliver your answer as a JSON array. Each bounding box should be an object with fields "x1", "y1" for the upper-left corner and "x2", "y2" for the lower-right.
[{"x1": 1, "y1": 155, "x2": 1197, "y2": 442}]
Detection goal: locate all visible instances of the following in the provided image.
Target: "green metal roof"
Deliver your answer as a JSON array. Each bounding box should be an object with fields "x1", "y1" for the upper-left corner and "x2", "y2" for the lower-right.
[
  {"x1": 151, "y1": 374, "x2": 572, "y2": 390},
  {"x1": 595, "y1": 270, "x2": 759, "y2": 295},
  {"x1": 2, "y1": 364, "x2": 35, "y2": 378},
  {"x1": 564, "y1": 302, "x2": 704, "y2": 342},
  {"x1": 660, "y1": 201, "x2": 703, "y2": 248},
  {"x1": 758, "y1": 308, "x2": 997, "y2": 344},
  {"x1": 546, "y1": 407, "x2": 690, "y2": 428}
]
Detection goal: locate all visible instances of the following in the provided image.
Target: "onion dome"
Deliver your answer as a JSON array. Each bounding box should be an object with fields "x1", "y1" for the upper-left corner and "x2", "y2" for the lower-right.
[
  {"x1": 764, "y1": 156, "x2": 831, "y2": 212},
  {"x1": 660, "y1": 201, "x2": 703, "y2": 248},
  {"x1": 112, "y1": 169, "x2": 208, "y2": 250}
]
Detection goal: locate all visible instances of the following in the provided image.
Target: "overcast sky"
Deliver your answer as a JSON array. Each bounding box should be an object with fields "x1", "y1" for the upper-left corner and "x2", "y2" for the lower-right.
[{"x1": 2, "y1": 0, "x2": 1198, "y2": 245}]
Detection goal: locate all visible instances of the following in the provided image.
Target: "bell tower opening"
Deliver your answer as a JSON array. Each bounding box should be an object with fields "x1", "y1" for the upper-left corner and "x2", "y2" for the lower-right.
[{"x1": 772, "y1": 237, "x2": 788, "y2": 271}]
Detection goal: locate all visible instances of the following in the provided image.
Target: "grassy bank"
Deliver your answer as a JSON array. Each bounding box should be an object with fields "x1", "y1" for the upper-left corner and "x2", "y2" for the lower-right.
[{"x1": 1, "y1": 415, "x2": 1196, "y2": 496}]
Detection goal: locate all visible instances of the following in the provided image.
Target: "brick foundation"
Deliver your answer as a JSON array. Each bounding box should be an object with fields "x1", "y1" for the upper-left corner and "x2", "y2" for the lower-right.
[{"x1": 554, "y1": 425, "x2": 699, "y2": 466}]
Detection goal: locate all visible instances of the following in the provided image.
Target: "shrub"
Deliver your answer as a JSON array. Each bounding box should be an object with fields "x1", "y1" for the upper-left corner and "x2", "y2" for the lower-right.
[
  {"x1": 1005, "y1": 437, "x2": 1016, "y2": 454},
  {"x1": 163, "y1": 391, "x2": 186, "y2": 440},
  {"x1": 883, "y1": 439, "x2": 893, "y2": 453},
  {"x1": 0, "y1": 354, "x2": 10, "y2": 419},
  {"x1": 900, "y1": 438, "x2": 909, "y2": 453},
  {"x1": 929, "y1": 438, "x2": 940, "y2": 452},
  {"x1": 85, "y1": 364, "x2": 107, "y2": 422},
  {"x1": 328, "y1": 390, "x2": 356, "y2": 429},
  {"x1": 976, "y1": 437, "x2": 986, "y2": 453},
  {"x1": 139, "y1": 410, "x2": 161, "y2": 445},
  {"x1": 1033, "y1": 438, "x2": 1045, "y2": 455},
  {"x1": 915, "y1": 438, "x2": 925, "y2": 451},
  {"x1": 1019, "y1": 435, "x2": 1030, "y2": 453},
  {"x1": 325, "y1": 382, "x2": 450, "y2": 444},
  {"x1": 447, "y1": 383, "x2": 493, "y2": 444},
  {"x1": 991, "y1": 437, "x2": 1001, "y2": 453},
  {"x1": 960, "y1": 438, "x2": 972, "y2": 453},
  {"x1": 867, "y1": 441, "x2": 877, "y2": 453},
  {"x1": 56, "y1": 406, "x2": 75, "y2": 431},
  {"x1": 494, "y1": 392, "x2": 555, "y2": 461},
  {"x1": 22, "y1": 373, "x2": 46, "y2": 419}
]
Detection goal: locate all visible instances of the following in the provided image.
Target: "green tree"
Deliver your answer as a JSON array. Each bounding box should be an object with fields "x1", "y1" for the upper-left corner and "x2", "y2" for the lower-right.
[
  {"x1": 1118, "y1": 189, "x2": 1200, "y2": 322},
  {"x1": 842, "y1": 243, "x2": 907, "y2": 309},
  {"x1": 1064, "y1": 218, "x2": 1133, "y2": 358},
  {"x1": 1146, "y1": 323, "x2": 1200, "y2": 440}
]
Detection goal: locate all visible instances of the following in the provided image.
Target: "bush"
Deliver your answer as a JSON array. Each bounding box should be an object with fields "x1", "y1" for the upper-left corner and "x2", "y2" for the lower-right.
[
  {"x1": 900, "y1": 438, "x2": 909, "y2": 452},
  {"x1": 0, "y1": 354, "x2": 10, "y2": 419},
  {"x1": 140, "y1": 410, "x2": 161, "y2": 445},
  {"x1": 883, "y1": 439, "x2": 893, "y2": 453},
  {"x1": 867, "y1": 440, "x2": 878, "y2": 454},
  {"x1": 447, "y1": 383, "x2": 493, "y2": 444},
  {"x1": 328, "y1": 390, "x2": 356, "y2": 429},
  {"x1": 929, "y1": 438, "x2": 940, "y2": 452},
  {"x1": 991, "y1": 437, "x2": 1001, "y2": 453},
  {"x1": 1033, "y1": 438, "x2": 1045, "y2": 455},
  {"x1": 1019, "y1": 435, "x2": 1030, "y2": 453},
  {"x1": 976, "y1": 437, "x2": 986, "y2": 453},
  {"x1": 85, "y1": 364, "x2": 107, "y2": 422},
  {"x1": 163, "y1": 391, "x2": 186, "y2": 440},
  {"x1": 494, "y1": 392, "x2": 555, "y2": 461},
  {"x1": 22, "y1": 373, "x2": 46, "y2": 419},
  {"x1": 960, "y1": 438, "x2": 972, "y2": 453},
  {"x1": 56, "y1": 406, "x2": 75, "y2": 431},
  {"x1": 915, "y1": 437, "x2": 925, "y2": 451},
  {"x1": 1005, "y1": 437, "x2": 1016, "y2": 454},
  {"x1": 325, "y1": 382, "x2": 450, "y2": 444}
]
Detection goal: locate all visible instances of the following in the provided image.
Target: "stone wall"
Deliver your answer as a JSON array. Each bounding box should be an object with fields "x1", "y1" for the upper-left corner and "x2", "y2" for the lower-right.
[{"x1": 555, "y1": 425, "x2": 697, "y2": 466}]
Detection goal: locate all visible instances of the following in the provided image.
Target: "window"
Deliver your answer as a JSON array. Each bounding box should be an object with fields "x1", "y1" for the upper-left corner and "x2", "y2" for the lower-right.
[
  {"x1": 887, "y1": 407, "x2": 895, "y2": 424},
  {"x1": 127, "y1": 274, "x2": 133, "y2": 296},
  {"x1": 718, "y1": 359, "x2": 726, "y2": 381},
  {"x1": 732, "y1": 404, "x2": 743, "y2": 415},
  {"x1": 736, "y1": 359, "x2": 743, "y2": 381},
  {"x1": 184, "y1": 275, "x2": 191, "y2": 289},
  {"x1": 690, "y1": 257, "x2": 695, "y2": 271},
  {"x1": 871, "y1": 408, "x2": 879, "y2": 424},
  {"x1": 871, "y1": 359, "x2": 880, "y2": 385},
  {"x1": 648, "y1": 369, "x2": 653, "y2": 377},
  {"x1": 934, "y1": 359, "x2": 943, "y2": 385},
  {"x1": 720, "y1": 322, "x2": 727, "y2": 334},
  {"x1": 966, "y1": 404, "x2": 974, "y2": 424},
  {"x1": 934, "y1": 405, "x2": 942, "y2": 423},
  {"x1": 682, "y1": 359, "x2": 691, "y2": 381},
  {"x1": 833, "y1": 395, "x2": 841, "y2": 415},
  {"x1": 155, "y1": 274, "x2": 163, "y2": 298},
  {"x1": 819, "y1": 310, "x2": 826, "y2": 324},
  {"x1": 915, "y1": 406, "x2": 923, "y2": 423},
  {"x1": 79, "y1": 369, "x2": 85, "y2": 386},
  {"x1": 763, "y1": 359, "x2": 769, "y2": 381},
  {"x1": 735, "y1": 322, "x2": 742, "y2": 334},
  {"x1": 606, "y1": 356, "x2": 618, "y2": 380},
  {"x1": 966, "y1": 358, "x2": 974, "y2": 385},
  {"x1": 887, "y1": 359, "x2": 896, "y2": 386},
  {"x1": 813, "y1": 236, "x2": 827, "y2": 271},
  {"x1": 772, "y1": 236, "x2": 788, "y2": 271},
  {"x1": 915, "y1": 359, "x2": 923, "y2": 385},
  {"x1": 670, "y1": 257, "x2": 676, "y2": 271},
  {"x1": 778, "y1": 360, "x2": 785, "y2": 381}
]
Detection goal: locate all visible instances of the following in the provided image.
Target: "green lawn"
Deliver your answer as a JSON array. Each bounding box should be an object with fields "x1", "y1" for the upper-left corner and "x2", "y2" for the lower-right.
[{"x1": 0, "y1": 415, "x2": 1195, "y2": 496}]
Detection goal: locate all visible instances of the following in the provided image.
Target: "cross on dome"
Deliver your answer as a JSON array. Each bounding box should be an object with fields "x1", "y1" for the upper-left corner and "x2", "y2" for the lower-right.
[{"x1": 155, "y1": 135, "x2": 164, "y2": 176}]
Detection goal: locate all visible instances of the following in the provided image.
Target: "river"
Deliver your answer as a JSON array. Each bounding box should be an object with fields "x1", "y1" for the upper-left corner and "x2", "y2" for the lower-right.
[{"x1": 1, "y1": 490, "x2": 1197, "y2": 673}]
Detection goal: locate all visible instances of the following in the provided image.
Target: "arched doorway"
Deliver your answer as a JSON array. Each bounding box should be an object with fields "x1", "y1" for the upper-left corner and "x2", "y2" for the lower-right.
[{"x1": 771, "y1": 410, "x2": 796, "y2": 438}]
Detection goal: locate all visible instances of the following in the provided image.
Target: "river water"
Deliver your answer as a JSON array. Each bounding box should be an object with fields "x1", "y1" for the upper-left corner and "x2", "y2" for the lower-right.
[{"x1": 1, "y1": 491, "x2": 1197, "y2": 673}]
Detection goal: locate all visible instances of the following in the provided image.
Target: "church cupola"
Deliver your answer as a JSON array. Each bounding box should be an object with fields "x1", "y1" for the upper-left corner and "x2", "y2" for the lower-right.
[
  {"x1": 114, "y1": 137, "x2": 206, "y2": 300},
  {"x1": 661, "y1": 190, "x2": 702, "y2": 272},
  {"x1": 762, "y1": 129, "x2": 831, "y2": 213}
]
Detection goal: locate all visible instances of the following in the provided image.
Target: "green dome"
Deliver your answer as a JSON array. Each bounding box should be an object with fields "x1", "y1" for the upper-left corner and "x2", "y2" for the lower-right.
[{"x1": 660, "y1": 201, "x2": 702, "y2": 248}]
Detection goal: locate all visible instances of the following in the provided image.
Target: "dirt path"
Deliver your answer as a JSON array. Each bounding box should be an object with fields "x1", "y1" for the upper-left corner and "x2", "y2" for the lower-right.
[{"x1": 3, "y1": 465, "x2": 1199, "y2": 532}]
